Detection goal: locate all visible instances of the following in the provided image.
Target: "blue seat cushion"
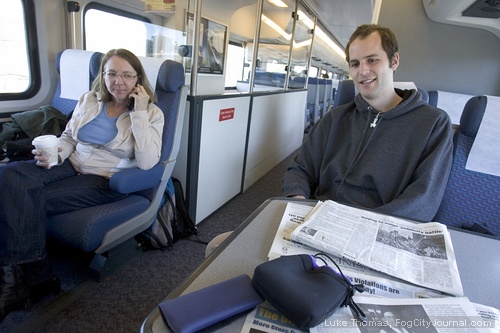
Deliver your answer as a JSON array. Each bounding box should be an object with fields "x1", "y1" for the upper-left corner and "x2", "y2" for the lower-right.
[
  {"x1": 109, "y1": 164, "x2": 163, "y2": 194},
  {"x1": 434, "y1": 134, "x2": 500, "y2": 236},
  {"x1": 47, "y1": 194, "x2": 150, "y2": 252}
]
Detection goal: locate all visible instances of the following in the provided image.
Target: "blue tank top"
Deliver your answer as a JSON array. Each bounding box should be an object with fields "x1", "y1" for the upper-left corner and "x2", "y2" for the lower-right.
[{"x1": 78, "y1": 104, "x2": 119, "y2": 145}]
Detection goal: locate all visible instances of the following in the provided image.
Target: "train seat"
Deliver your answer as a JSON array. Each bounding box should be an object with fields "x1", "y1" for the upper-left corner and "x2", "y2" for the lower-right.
[
  {"x1": 427, "y1": 90, "x2": 475, "y2": 124},
  {"x1": 46, "y1": 59, "x2": 187, "y2": 279},
  {"x1": 272, "y1": 72, "x2": 285, "y2": 87},
  {"x1": 332, "y1": 80, "x2": 428, "y2": 107},
  {"x1": 434, "y1": 95, "x2": 500, "y2": 236},
  {"x1": 305, "y1": 77, "x2": 319, "y2": 129},
  {"x1": 288, "y1": 75, "x2": 306, "y2": 89},
  {"x1": 51, "y1": 49, "x2": 103, "y2": 116},
  {"x1": 325, "y1": 79, "x2": 333, "y2": 109},
  {"x1": 418, "y1": 88, "x2": 429, "y2": 103},
  {"x1": 333, "y1": 79, "x2": 355, "y2": 107},
  {"x1": 318, "y1": 78, "x2": 326, "y2": 118}
]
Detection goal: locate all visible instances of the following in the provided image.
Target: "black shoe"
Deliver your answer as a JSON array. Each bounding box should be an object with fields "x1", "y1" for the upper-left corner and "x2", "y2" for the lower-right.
[
  {"x1": 30, "y1": 276, "x2": 61, "y2": 302},
  {"x1": 0, "y1": 265, "x2": 31, "y2": 323}
]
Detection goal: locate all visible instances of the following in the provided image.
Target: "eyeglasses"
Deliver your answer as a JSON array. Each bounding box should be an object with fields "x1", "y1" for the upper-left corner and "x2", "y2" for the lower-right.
[{"x1": 103, "y1": 71, "x2": 138, "y2": 81}]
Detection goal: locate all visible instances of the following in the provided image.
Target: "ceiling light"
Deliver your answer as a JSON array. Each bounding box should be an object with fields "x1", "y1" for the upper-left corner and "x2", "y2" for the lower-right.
[
  {"x1": 268, "y1": 0, "x2": 288, "y2": 8},
  {"x1": 261, "y1": 14, "x2": 291, "y2": 40},
  {"x1": 315, "y1": 26, "x2": 345, "y2": 59}
]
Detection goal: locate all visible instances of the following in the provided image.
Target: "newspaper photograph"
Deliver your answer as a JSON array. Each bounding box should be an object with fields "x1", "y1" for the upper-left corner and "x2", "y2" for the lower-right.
[
  {"x1": 309, "y1": 296, "x2": 498, "y2": 333},
  {"x1": 289, "y1": 200, "x2": 463, "y2": 296},
  {"x1": 268, "y1": 202, "x2": 444, "y2": 299}
]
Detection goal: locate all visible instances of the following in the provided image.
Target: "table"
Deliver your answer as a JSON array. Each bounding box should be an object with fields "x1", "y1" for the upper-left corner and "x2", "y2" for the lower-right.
[{"x1": 141, "y1": 198, "x2": 500, "y2": 332}]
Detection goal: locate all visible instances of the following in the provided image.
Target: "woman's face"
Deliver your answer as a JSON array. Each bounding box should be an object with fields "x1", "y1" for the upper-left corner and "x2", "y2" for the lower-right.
[{"x1": 102, "y1": 55, "x2": 139, "y2": 103}]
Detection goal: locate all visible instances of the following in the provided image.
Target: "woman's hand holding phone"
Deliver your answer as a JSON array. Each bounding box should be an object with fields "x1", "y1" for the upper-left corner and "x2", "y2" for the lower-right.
[{"x1": 129, "y1": 84, "x2": 149, "y2": 111}]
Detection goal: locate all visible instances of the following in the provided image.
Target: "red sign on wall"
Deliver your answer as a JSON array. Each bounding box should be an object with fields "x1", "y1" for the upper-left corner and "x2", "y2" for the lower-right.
[{"x1": 219, "y1": 108, "x2": 235, "y2": 121}]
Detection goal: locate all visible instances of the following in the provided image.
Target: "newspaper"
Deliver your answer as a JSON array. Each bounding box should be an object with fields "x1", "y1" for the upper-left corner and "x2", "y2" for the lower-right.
[
  {"x1": 288, "y1": 200, "x2": 463, "y2": 296},
  {"x1": 309, "y1": 296, "x2": 499, "y2": 333},
  {"x1": 241, "y1": 298, "x2": 499, "y2": 333},
  {"x1": 474, "y1": 303, "x2": 500, "y2": 332},
  {"x1": 269, "y1": 202, "x2": 444, "y2": 299},
  {"x1": 240, "y1": 301, "x2": 308, "y2": 333}
]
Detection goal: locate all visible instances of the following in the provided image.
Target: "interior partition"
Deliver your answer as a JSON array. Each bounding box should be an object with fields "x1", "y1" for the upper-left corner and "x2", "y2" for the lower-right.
[
  {"x1": 244, "y1": 90, "x2": 306, "y2": 191},
  {"x1": 172, "y1": 89, "x2": 306, "y2": 224}
]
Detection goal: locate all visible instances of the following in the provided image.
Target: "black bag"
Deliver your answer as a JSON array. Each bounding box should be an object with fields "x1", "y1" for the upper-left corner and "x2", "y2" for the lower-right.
[
  {"x1": 137, "y1": 177, "x2": 199, "y2": 250},
  {"x1": 252, "y1": 253, "x2": 366, "y2": 330}
]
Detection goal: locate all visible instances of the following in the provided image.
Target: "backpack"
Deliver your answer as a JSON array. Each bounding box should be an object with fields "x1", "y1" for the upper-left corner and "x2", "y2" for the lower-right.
[{"x1": 137, "y1": 177, "x2": 199, "y2": 250}]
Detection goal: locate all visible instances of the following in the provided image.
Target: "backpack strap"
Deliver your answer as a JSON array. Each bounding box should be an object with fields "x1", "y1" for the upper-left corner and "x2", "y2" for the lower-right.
[
  {"x1": 171, "y1": 178, "x2": 210, "y2": 245},
  {"x1": 171, "y1": 177, "x2": 197, "y2": 236}
]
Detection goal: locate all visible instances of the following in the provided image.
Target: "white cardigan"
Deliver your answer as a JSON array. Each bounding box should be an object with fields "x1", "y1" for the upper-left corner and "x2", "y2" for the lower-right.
[{"x1": 58, "y1": 91, "x2": 164, "y2": 178}]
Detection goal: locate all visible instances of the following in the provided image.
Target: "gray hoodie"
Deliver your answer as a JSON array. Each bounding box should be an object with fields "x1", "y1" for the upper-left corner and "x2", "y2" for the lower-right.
[{"x1": 282, "y1": 89, "x2": 453, "y2": 222}]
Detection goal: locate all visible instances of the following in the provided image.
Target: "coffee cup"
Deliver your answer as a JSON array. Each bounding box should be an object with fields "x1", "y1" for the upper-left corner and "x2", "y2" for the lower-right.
[{"x1": 32, "y1": 135, "x2": 59, "y2": 167}]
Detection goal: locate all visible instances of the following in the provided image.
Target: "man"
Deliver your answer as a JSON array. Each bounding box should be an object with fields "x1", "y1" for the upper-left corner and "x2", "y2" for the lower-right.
[
  {"x1": 204, "y1": 24, "x2": 453, "y2": 257},
  {"x1": 282, "y1": 24, "x2": 453, "y2": 221}
]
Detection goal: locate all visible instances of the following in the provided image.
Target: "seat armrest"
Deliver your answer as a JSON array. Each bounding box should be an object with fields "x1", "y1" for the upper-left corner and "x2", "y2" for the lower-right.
[{"x1": 109, "y1": 164, "x2": 163, "y2": 194}]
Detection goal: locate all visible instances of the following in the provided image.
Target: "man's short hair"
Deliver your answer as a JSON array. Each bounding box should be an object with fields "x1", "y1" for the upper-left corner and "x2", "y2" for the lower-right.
[{"x1": 345, "y1": 24, "x2": 399, "y2": 65}]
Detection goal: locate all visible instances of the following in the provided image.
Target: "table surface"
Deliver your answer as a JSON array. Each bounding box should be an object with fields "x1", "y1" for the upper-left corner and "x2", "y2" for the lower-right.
[{"x1": 141, "y1": 198, "x2": 500, "y2": 333}]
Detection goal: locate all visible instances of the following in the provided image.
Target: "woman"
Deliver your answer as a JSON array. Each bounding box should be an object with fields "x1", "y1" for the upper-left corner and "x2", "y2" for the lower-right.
[{"x1": 0, "y1": 49, "x2": 164, "y2": 321}]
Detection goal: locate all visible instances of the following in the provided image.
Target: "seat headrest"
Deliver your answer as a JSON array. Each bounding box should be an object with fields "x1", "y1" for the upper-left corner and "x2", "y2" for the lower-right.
[
  {"x1": 333, "y1": 80, "x2": 355, "y2": 107},
  {"x1": 58, "y1": 49, "x2": 101, "y2": 100},
  {"x1": 308, "y1": 77, "x2": 319, "y2": 84},
  {"x1": 393, "y1": 82, "x2": 417, "y2": 90},
  {"x1": 418, "y1": 88, "x2": 429, "y2": 103},
  {"x1": 89, "y1": 52, "x2": 103, "y2": 82},
  {"x1": 56, "y1": 50, "x2": 102, "y2": 79},
  {"x1": 459, "y1": 96, "x2": 487, "y2": 137},
  {"x1": 156, "y1": 60, "x2": 185, "y2": 93},
  {"x1": 138, "y1": 57, "x2": 184, "y2": 93}
]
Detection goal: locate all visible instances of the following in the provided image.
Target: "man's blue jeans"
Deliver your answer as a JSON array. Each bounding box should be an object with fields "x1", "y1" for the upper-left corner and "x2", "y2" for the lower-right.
[{"x1": 0, "y1": 160, "x2": 128, "y2": 266}]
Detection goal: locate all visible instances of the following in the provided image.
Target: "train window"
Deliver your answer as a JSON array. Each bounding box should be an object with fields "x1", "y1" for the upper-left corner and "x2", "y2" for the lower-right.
[
  {"x1": 84, "y1": 3, "x2": 184, "y2": 62},
  {"x1": 288, "y1": 4, "x2": 314, "y2": 89},
  {"x1": 256, "y1": 0, "x2": 297, "y2": 90},
  {"x1": 253, "y1": 0, "x2": 315, "y2": 91},
  {"x1": 84, "y1": 4, "x2": 150, "y2": 56},
  {"x1": 0, "y1": 0, "x2": 39, "y2": 99},
  {"x1": 308, "y1": 66, "x2": 318, "y2": 78}
]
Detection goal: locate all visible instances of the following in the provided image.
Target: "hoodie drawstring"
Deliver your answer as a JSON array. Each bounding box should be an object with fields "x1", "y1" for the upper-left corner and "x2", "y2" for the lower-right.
[
  {"x1": 336, "y1": 107, "x2": 382, "y2": 197},
  {"x1": 370, "y1": 112, "x2": 381, "y2": 128}
]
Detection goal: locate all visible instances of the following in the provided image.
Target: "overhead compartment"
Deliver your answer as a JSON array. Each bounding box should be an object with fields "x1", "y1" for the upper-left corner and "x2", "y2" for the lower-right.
[{"x1": 422, "y1": 0, "x2": 500, "y2": 38}]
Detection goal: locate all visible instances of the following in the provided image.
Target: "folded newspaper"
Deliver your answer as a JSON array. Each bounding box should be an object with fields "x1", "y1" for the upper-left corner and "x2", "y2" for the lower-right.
[
  {"x1": 271, "y1": 200, "x2": 463, "y2": 297},
  {"x1": 241, "y1": 298, "x2": 499, "y2": 333},
  {"x1": 308, "y1": 296, "x2": 499, "y2": 333}
]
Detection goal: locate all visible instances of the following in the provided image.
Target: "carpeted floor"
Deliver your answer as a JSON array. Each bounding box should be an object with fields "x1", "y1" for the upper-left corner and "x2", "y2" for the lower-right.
[{"x1": 1, "y1": 151, "x2": 297, "y2": 333}]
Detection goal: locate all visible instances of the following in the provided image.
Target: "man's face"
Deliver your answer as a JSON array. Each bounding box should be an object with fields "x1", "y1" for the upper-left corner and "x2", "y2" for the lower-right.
[{"x1": 348, "y1": 32, "x2": 399, "y2": 104}]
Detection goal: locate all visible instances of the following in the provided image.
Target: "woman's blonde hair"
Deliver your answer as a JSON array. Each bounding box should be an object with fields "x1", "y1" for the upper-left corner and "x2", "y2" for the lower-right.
[{"x1": 92, "y1": 48, "x2": 157, "y2": 103}]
